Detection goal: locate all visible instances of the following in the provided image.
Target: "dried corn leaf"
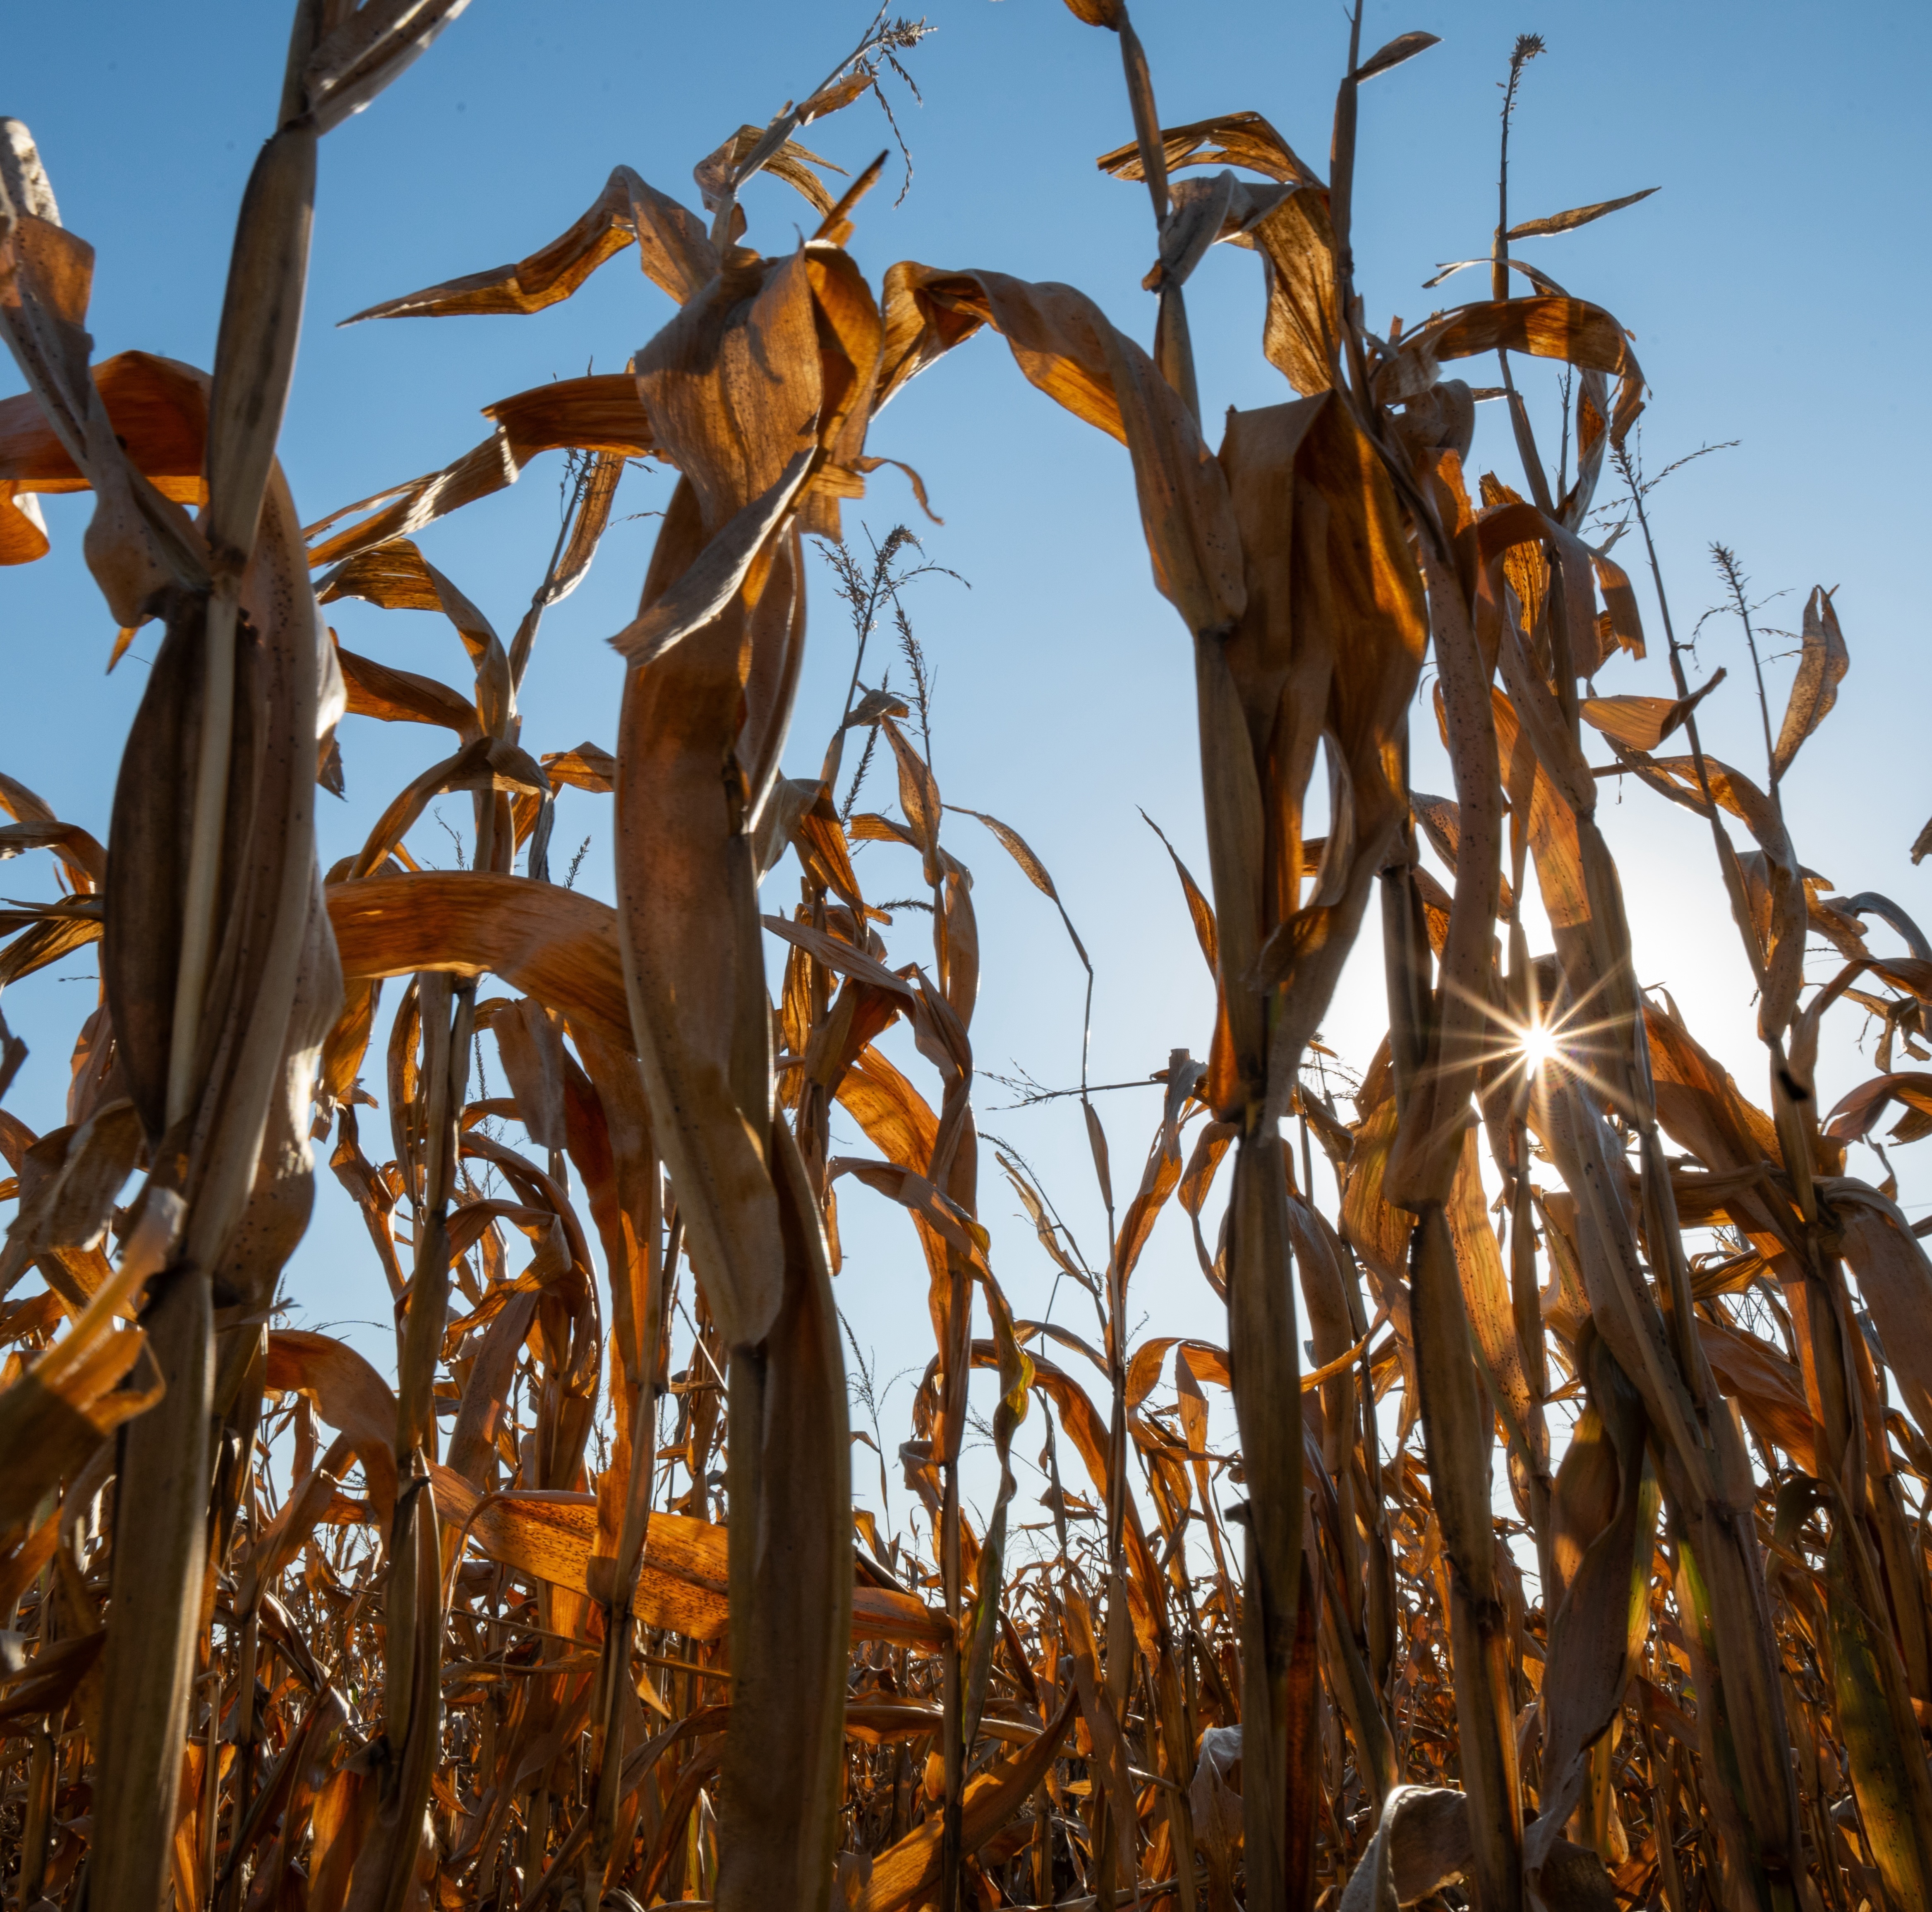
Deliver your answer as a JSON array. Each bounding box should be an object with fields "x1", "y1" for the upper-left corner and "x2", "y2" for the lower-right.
[
  {"x1": 305, "y1": 374, "x2": 652, "y2": 568},
  {"x1": 881, "y1": 265, "x2": 1244, "y2": 638},
  {"x1": 853, "y1": 1691, "x2": 1075, "y2": 1912},
  {"x1": 1579, "y1": 669, "x2": 1723, "y2": 753},
  {"x1": 346, "y1": 166, "x2": 715, "y2": 320},
  {"x1": 1771, "y1": 586, "x2": 1848, "y2": 781},
  {"x1": 1505, "y1": 186, "x2": 1659, "y2": 241},
  {"x1": 327, "y1": 872, "x2": 631, "y2": 1054},
  {"x1": 1390, "y1": 297, "x2": 1644, "y2": 446}
]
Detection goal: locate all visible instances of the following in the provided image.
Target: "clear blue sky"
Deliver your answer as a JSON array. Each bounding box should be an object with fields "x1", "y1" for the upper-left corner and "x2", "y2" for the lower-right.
[{"x1": 7, "y1": 2, "x2": 1930, "y2": 1538}]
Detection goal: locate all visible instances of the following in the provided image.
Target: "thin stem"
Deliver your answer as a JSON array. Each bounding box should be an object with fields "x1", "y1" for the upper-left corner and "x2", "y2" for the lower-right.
[
  {"x1": 1493, "y1": 34, "x2": 1545, "y2": 293},
  {"x1": 508, "y1": 453, "x2": 594, "y2": 696},
  {"x1": 1711, "y1": 544, "x2": 1782, "y2": 807},
  {"x1": 1556, "y1": 367, "x2": 1574, "y2": 501},
  {"x1": 1493, "y1": 38, "x2": 1542, "y2": 302},
  {"x1": 707, "y1": 6, "x2": 925, "y2": 247},
  {"x1": 1612, "y1": 443, "x2": 1768, "y2": 993},
  {"x1": 1492, "y1": 36, "x2": 1550, "y2": 511},
  {"x1": 1330, "y1": 0, "x2": 1372, "y2": 404},
  {"x1": 985, "y1": 1075, "x2": 1163, "y2": 1109}
]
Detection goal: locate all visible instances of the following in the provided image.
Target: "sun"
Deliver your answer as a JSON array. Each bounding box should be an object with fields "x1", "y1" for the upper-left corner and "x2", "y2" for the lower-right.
[{"x1": 1518, "y1": 1021, "x2": 1561, "y2": 1075}]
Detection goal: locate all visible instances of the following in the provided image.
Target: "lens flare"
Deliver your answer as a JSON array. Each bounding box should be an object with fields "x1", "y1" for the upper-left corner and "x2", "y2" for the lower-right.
[{"x1": 1519, "y1": 1021, "x2": 1560, "y2": 1074}]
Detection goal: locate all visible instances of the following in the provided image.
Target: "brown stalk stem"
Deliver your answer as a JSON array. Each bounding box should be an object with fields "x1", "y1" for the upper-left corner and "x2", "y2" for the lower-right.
[
  {"x1": 165, "y1": 583, "x2": 238, "y2": 1127},
  {"x1": 1386, "y1": 541, "x2": 1503, "y2": 1202},
  {"x1": 1505, "y1": 921, "x2": 1554, "y2": 1602},
  {"x1": 1501, "y1": 372, "x2": 1556, "y2": 516},
  {"x1": 1681, "y1": 542, "x2": 1932, "y2": 1868},
  {"x1": 1493, "y1": 59, "x2": 1515, "y2": 304},
  {"x1": 1409, "y1": 1209, "x2": 1524, "y2": 1912},
  {"x1": 940, "y1": 1459, "x2": 963, "y2": 1912},
  {"x1": 1491, "y1": 40, "x2": 1547, "y2": 511},
  {"x1": 1712, "y1": 547, "x2": 1782, "y2": 806},
  {"x1": 204, "y1": 1658, "x2": 222, "y2": 1898},
  {"x1": 1113, "y1": 11, "x2": 1168, "y2": 224},
  {"x1": 19, "y1": 1726, "x2": 53, "y2": 1904},
  {"x1": 1109, "y1": 14, "x2": 1200, "y2": 423},
  {"x1": 1330, "y1": 0, "x2": 1371, "y2": 403},
  {"x1": 1530, "y1": 458, "x2": 1829, "y2": 1905},
  {"x1": 223, "y1": 1603, "x2": 264, "y2": 1912},
  {"x1": 91, "y1": 1269, "x2": 214, "y2": 1912}
]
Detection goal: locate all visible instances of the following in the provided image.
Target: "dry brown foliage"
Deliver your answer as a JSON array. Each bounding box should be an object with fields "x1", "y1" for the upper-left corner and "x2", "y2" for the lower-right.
[{"x1": 4, "y1": 7, "x2": 1932, "y2": 1912}]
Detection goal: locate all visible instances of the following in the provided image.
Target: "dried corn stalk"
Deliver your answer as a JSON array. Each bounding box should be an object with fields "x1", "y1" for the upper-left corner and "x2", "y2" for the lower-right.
[{"x1": 1, "y1": 10, "x2": 1930, "y2": 1912}]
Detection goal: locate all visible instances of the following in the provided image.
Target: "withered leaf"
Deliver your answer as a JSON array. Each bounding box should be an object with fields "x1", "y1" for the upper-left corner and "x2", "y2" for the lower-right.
[
  {"x1": 1505, "y1": 186, "x2": 1659, "y2": 241},
  {"x1": 1771, "y1": 586, "x2": 1848, "y2": 782},
  {"x1": 1355, "y1": 31, "x2": 1442, "y2": 83}
]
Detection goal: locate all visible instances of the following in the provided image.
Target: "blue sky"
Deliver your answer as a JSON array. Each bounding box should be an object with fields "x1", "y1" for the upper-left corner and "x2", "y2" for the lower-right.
[{"x1": 6, "y1": 1, "x2": 1930, "y2": 1543}]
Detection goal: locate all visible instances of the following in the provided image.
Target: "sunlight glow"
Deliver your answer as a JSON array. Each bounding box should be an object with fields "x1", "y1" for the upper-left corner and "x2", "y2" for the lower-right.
[{"x1": 1519, "y1": 1022, "x2": 1561, "y2": 1075}]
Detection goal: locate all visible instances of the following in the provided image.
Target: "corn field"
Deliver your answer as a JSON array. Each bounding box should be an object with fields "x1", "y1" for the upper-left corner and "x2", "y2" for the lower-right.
[{"x1": 3, "y1": 5, "x2": 1931, "y2": 1910}]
